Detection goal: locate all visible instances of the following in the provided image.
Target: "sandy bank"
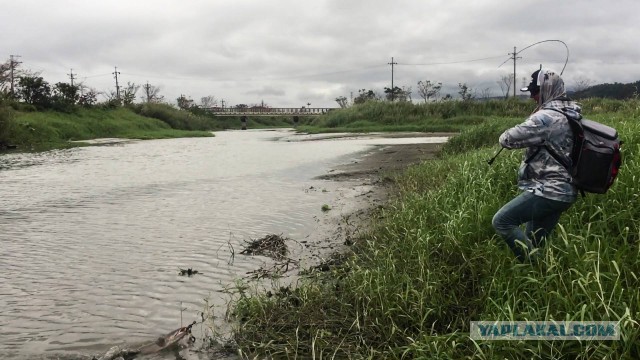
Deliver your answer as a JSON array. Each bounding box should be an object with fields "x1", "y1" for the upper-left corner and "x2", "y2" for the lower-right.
[{"x1": 255, "y1": 134, "x2": 449, "y2": 279}]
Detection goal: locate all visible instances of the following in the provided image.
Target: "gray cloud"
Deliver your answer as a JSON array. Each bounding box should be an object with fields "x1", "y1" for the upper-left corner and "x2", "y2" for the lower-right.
[{"x1": 3, "y1": 0, "x2": 639, "y2": 107}]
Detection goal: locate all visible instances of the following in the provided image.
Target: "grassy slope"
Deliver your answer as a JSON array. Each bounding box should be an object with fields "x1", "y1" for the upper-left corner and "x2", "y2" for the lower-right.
[
  {"x1": 230, "y1": 99, "x2": 640, "y2": 359},
  {"x1": 298, "y1": 99, "x2": 532, "y2": 133},
  {"x1": 6, "y1": 107, "x2": 213, "y2": 151}
]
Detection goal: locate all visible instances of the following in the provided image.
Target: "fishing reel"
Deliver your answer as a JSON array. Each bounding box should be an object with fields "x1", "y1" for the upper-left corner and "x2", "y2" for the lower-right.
[{"x1": 185, "y1": 320, "x2": 197, "y2": 343}]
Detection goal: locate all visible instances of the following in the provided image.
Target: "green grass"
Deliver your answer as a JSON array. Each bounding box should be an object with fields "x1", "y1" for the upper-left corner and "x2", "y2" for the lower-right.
[
  {"x1": 3, "y1": 106, "x2": 214, "y2": 151},
  {"x1": 229, "y1": 99, "x2": 640, "y2": 359},
  {"x1": 299, "y1": 99, "x2": 531, "y2": 134}
]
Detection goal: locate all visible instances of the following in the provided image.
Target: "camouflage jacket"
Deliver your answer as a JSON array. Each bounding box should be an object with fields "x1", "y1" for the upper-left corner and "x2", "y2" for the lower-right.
[{"x1": 498, "y1": 70, "x2": 580, "y2": 203}]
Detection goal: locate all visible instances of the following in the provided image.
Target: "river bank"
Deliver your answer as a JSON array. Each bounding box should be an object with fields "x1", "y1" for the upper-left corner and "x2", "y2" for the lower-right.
[
  {"x1": 230, "y1": 114, "x2": 640, "y2": 359},
  {"x1": 0, "y1": 128, "x2": 452, "y2": 360},
  {"x1": 272, "y1": 134, "x2": 449, "y2": 272}
]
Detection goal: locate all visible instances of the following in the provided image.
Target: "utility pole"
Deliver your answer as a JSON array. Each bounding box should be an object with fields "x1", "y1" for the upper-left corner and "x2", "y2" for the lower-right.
[
  {"x1": 388, "y1": 57, "x2": 397, "y2": 101},
  {"x1": 112, "y1": 66, "x2": 121, "y2": 101},
  {"x1": 68, "y1": 68, "x2": 76, "y2": 86},
  {"x1": 9, "y1": 55, "x2": 21, "y2": 98},
  {"x1": 508, "y1": 47, "x2": 521, "y2": 98},
  {"x1": 143, "y1": 81, "x2": 151, "y2": 103},
  {"x1": 221, "y1": 99, "x2": 225, "y2": 109}
]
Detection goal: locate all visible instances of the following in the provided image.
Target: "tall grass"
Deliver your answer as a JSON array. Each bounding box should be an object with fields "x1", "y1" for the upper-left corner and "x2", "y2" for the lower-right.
[
  {"x1": 301, "y1": 99, "x2": 530, "y2": 133},
  {"x1": 129, "y1": 103, "x2": 217, "y2": 131},
  {"x1": 230, "y1": 100, "x2": 640, "y2": 359},
  {"x1": 300, "y1": 98, "x2": 640, "y2": 135}
]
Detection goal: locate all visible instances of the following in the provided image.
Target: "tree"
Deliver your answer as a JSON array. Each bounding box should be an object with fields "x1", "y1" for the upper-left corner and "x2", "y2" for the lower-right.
[
  {"x1": 572, "y1": 76, "x2": 594, "y2": 92},
  {"x1": 384, "y1": 86, "x2": 410, "y2": 102},
  {"x1": 0, "y1": 60, "x2": 11, "y2": 97},
  {"x1": 497, "y1": 74, "x2": 514, "y2": 99},
  {"x1": 384, "y1": 86, "x2": 399, "y2": 102},
  {"x1": 200, "y1": 95, "x2": 217, "y2": 108},
  {"x1": 102, "y1": 90, "x2": 122, "y2": 107},
  {"x1": 335, "y1": 96, "x2": 349, "y2": 108},
  {"x1": 480, "y1": 87, "x2": 493, "y2": 100},
  {"x1": 176, "y1": 95, "x2": 194, "y2": 110},
  {"x1": 141, "y1": 83, "x2": 164, "y2": 103},
  {"x1": 417, "y1": 80, "x2": 442, "y2": 102},
  {"x1": 401, "y1": 86, "x2": 412, "y2": 102},
  {"x1": 78, "y1": 88, "x2": 98, "y2": 107},
  {"x1": 17, "y1": 75, "x2": 51, "y2": 108},
  {"x1": 458, "y1": 83, "x2": 475, "y2": 101},
  {"x1": 121, "y1": 82, "x2": 139, "y2": 105},
  {"x1": 0, "y1": 58, "x2": 28, "y2": 99},
  {"x1": 353, "y1": 89, "x2": 379, "y2": 104},
  {"x1": 52, "y1": 82, "x2": 79, "y2": 106}
]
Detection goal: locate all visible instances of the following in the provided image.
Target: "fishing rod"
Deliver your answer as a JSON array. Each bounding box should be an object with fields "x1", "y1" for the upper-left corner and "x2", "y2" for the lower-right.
[
  {"x1": 487, "y1": 40, "x2": 570, "y2": 166},
  {"x1": 498, "y1": 39, "x2": 570, "y2": 75},
  {"x1": 487, "y1": 147, "x2": 505, "y2": 165}
]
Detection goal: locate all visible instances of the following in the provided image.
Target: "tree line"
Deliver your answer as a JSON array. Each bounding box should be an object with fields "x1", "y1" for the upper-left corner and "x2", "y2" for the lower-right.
[
  {"x1": 0, "y1": 58, "x2": 235, "y2": 112},
  {"x1": 335, "y1": 81, "x2": 479, "y2": 108},
  {"x1": 572, "y1": 81, "x2": 640, "y2": 100},
  {"x1": 333, "y1": 74, "x2": 640, "y2": 108}
]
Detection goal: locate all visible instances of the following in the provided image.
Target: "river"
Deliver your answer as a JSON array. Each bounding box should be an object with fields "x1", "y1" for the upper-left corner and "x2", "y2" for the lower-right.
[{"x1": 0, "y1": 129, "x2": 446, "y2": 359}]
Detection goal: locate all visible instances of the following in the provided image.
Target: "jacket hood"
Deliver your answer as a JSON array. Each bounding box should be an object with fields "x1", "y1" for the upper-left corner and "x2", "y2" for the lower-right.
[
  {"x1": 538, "y1": 69, "x2": 565, "y2": 105},
  {"x1": 538, "y1": 69, "x2": 582, "y2": 121}
]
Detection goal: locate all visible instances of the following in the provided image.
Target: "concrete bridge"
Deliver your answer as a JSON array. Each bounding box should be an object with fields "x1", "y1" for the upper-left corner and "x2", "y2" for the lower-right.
[{"x1": 204, "y1": 107, "x2": 338, "y2": 116}]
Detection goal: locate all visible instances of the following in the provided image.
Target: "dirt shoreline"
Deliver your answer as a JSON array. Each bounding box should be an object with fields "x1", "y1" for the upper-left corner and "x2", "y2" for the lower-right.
[
  {"x1": 317, "y1": 141, "x2": 445, "y2": 182},
  {"x1": 272, "y1": 135, "x2": 450, "y2": 276}
]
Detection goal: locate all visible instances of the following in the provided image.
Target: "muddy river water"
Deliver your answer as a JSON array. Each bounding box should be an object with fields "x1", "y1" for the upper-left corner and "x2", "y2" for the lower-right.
[{"x1": 0, "y1": 129, "x2": 446, "y2": 359}]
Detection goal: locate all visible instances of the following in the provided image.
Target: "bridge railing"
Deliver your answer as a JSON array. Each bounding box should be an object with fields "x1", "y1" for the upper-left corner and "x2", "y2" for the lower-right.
[{"x1": 203, "y1": 107, "x2": 338, "y2": 115}]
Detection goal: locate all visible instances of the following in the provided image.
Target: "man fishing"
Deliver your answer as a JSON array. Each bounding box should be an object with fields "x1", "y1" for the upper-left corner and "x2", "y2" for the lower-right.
[{"x1": 491, "y1": 69, "x2": 581, "y2": 262}]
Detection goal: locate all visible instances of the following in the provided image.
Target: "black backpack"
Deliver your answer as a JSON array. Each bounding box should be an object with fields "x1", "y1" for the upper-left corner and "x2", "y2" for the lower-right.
[{"x1": 546, "y1": 109, "x2": 622, "y2": 195}]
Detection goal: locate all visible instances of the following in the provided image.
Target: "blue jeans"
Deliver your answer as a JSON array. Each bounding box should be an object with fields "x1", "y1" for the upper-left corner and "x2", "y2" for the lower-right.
[{"x1": 492, "y1": 191, "x2": 574, "y2": 262}]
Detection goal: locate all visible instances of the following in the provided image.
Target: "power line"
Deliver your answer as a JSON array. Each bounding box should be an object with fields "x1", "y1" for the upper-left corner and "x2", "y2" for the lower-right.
[
  {"x1": 20, "y1": 53, "x2": 518, "y2": 89},
  {"x1": 398, "y1": 54, "x2": 507, "y2": 66},
  {"x1": 84, "y1": 73, "x2": 113, "y2": 78},
  {"x1": 230, "y1": 64, "x2": 388, "y2": 81}
]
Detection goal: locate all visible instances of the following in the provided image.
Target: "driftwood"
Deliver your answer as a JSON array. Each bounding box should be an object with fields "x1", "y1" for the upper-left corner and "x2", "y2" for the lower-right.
[
  {"x1": 245, "y1": 258, "x2": 300, "y2": 280},
  {"x1": 240, "y1": 234, "x2": 289, "y2": 260}
]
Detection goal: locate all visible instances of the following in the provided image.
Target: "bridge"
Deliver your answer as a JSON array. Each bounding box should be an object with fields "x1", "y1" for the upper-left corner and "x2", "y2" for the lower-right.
[{"x1": 204, "y1": 107, "x2": 339, "y2": 116}]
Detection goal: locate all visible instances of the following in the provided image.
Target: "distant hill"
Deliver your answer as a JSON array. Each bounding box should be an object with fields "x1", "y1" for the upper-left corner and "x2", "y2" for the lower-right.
[{"x1": 572, "y1": 80, "x2": 640, "y2": 100}]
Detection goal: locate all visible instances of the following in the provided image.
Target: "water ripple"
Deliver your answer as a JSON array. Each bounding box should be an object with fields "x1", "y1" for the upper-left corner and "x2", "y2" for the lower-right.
[{"x1": 0, "y1": 130, "x2": 443, "y2": 359}]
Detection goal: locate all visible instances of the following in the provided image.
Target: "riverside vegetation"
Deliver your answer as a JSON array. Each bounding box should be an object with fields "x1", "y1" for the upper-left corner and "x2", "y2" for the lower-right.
[
  {"x1": 0, "y1": 101, "x2": 303, "y2": 151},
  {"x1": 2, "y1": 97, "x2": 638, "y2": 358},
  {"x1": 228, "y1": 98, "x2": 640, "y2": 359}
]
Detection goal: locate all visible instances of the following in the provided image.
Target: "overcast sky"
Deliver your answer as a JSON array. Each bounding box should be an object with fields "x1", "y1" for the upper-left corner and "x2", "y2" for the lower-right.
[{"x1": 2, "y1": 0, "x2": 639, "y2": 108}]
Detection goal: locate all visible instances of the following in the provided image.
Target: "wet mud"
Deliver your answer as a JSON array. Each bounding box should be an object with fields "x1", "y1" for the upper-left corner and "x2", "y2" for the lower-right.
[{"x1": 246, "y1": 137, "x2": 447, "y2": 280}]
